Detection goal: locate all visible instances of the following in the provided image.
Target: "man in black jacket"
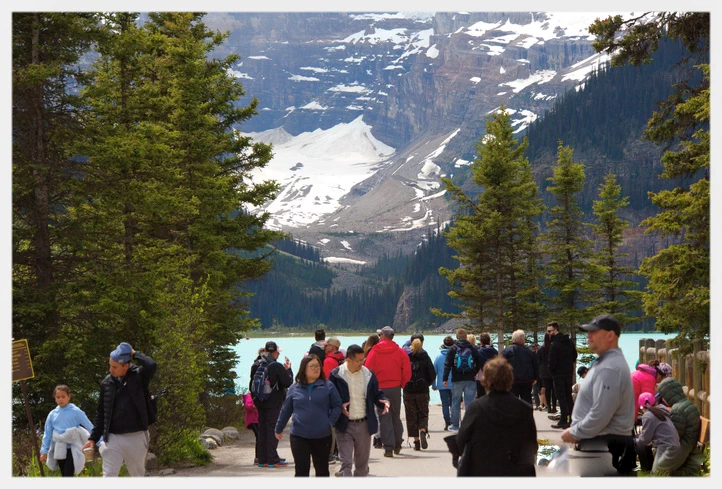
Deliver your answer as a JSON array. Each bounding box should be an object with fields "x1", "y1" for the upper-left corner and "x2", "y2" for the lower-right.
[
  {"x1": 83, "y1": 342, "x2": 156, "y2": 477},
  {"x1": 249, "y1": 341, "x2": 294, "y2": 468},
  {"x1": 502, "y1": 329, "x2": 539, "y2": 405},
  {"x1": 547, "y1": 321, "x2": 578, "y2": 429}
]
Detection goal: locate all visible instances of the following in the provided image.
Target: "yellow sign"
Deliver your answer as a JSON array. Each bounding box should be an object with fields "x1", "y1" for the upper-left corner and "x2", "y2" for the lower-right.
[{"x1": 12, "y1": 339, "x2": 35, "y2": 382}]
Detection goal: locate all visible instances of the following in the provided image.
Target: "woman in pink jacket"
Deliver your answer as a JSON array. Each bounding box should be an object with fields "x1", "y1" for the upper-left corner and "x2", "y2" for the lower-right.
[{"x1": 631, "y1": 360, "x2": 672, "y2": 421}]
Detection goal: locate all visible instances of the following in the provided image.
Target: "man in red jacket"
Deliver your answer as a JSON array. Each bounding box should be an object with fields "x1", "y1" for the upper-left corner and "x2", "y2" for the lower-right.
[{"x1": 364, "y1": 326, "x2": 411, "y2": 457}]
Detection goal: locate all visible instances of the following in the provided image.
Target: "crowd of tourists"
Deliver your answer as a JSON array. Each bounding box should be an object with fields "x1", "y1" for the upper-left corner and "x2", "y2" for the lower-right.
[
  {"x1": 35, "y1": 316, "x2": 704, "y2": 478},
  {"x1": 245, "y1": 316, "x2": 706, "y2": 478}
]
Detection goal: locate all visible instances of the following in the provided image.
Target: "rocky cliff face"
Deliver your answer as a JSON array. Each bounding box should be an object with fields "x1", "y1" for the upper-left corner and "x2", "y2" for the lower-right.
[{"x1": 203, "y1": 11, "x2": 656, "y2": 263}]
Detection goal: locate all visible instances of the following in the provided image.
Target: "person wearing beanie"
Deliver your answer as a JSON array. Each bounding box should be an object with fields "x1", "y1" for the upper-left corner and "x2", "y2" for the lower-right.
[{"x1": 82, "y1": 342, "x2": 157, "y2": 477}]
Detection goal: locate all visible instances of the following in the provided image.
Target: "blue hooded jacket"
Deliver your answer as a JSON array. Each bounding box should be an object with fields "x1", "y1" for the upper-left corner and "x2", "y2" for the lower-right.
[
  {"x1": 275, "y1": 378, "x2": 342, "y2": 439},
  {"x1": 433, "y1": 348, "x2": 452, "y2": 390}
]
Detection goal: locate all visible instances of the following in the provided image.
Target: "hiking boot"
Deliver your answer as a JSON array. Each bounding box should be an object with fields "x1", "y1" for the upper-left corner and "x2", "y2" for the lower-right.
[
  {"x1": 373, "y1": 437, "x2": 383, "y2": 449},
  {"x1": 413, "y1": 440, "x2": 421, "y2": 451},
  {"x1": 384, "y1": 450, "x2": 394, "y2": 458},
  {"x1": 394, "y1": 446, "x2": 402, "y2": 455},
  {"x1": 420, "y1": 431, "x2": 428, "y2": 449}
]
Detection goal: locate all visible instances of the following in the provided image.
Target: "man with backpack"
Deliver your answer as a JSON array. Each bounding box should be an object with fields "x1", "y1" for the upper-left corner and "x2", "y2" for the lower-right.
[
  {"x1": 442, "y1": 328, "x2": 483, "y2": 431},
  {"x1": 249, "y1": 341, "x2": 294, "y2": 468}
]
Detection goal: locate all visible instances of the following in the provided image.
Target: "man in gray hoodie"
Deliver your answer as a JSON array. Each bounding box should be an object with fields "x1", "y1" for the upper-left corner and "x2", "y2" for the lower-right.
[{"x1": 561, "y1": 314, "x2": 636, "y2": 475}]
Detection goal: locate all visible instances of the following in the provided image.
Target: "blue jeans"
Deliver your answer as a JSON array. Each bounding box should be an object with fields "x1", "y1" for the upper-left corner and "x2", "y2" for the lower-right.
[
  {"x1": 451, "y1": 380, "x2": 476, "y2": 428},
  {"x1": 439, "y1": 389, "x2": 452, "y2": 424}
]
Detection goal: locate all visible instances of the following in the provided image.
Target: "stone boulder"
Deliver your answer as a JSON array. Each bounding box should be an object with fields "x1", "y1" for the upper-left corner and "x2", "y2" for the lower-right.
[
  {"x1": 221, "y1": 426, "x2": 240, "y2": 441},
  {"x1": 199, "y1": 437, "x2": 218, "y2": 450},
  {"x1": 201, "y1": 428, "x2": 225, "y2": 446},
  {"x1": 145, "y1": 451, "x2": 158, "y2": 471}
]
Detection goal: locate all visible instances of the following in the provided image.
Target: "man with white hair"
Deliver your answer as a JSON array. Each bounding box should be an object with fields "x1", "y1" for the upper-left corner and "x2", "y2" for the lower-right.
[{"x1": 502, "y1": 329, "x2": 539, "y2": 405}]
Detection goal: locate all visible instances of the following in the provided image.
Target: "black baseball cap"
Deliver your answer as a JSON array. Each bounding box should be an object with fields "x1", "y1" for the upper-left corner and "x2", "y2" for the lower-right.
[
  {"x1": 580, "y1": 314, "x2": 621, "y2": 336},
  {"x1": 265, "y1": 341, "x2": 282, "y2": 353}
]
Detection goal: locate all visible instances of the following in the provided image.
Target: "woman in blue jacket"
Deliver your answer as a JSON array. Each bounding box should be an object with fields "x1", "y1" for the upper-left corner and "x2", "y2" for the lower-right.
[{"x1": 275, "y1": 354, "x2": 342, "y2": 477}]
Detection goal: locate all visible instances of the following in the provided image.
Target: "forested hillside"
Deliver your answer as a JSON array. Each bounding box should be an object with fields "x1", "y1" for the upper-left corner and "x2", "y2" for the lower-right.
[{"x1": 246, "y1": 231, "x2": 460, "y2": 330}]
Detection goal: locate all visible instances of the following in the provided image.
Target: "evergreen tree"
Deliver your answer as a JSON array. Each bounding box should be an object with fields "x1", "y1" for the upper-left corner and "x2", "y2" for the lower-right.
[
  {"x1": 543, "y1": 142, "x2": 601, "y2": 332},
  {"x1": 589, "y1": 173, "x2": 643, "y2": 325},
  {"x1": 12, "y1": 12, "x2": 100, "y2": 426},
  {"x1": 438, "y1": 108, "x2": 544, "y2": 347},
  {"x1": 590, "y1": 13, "x2": 709, "y2": 341}
]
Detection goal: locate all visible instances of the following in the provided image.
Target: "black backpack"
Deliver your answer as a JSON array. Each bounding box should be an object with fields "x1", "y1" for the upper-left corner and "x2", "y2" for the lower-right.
[{"x1": 251, "y1": 359, "x2": 275, "y2": 402}]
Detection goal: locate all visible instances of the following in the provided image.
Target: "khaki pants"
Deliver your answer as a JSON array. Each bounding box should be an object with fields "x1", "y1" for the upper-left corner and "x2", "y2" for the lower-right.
[{"x1": 98, "y1": 430, "x2": 149, "y2": 477}]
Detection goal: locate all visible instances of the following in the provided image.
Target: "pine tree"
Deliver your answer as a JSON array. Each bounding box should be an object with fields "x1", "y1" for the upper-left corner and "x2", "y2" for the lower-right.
[
  {"x1": 590, "y1": 13, "x2": 709, "y2": 341},
  {"x1": 589, "y1": 173, "x2": 643, "y2": 325},
  {"x1": 543, "y1": 142, "x2": 601, "y2": 332},
  {"x1": 12, "y1": 12, "x2": 100, "y2": 425},
  {"x1": 438, "y1": 108, "x2": 544, "y2": 347}
]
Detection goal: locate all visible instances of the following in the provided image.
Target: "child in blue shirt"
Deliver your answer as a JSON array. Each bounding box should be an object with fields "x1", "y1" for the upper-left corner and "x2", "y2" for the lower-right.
[{"x1": 39, "y1": 384, "x2": 94, "y2": 476}]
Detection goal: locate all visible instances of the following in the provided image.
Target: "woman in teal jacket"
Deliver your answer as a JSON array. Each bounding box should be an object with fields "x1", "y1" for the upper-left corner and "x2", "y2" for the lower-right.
[{"x1": 275, "y1": 354, "x2": 342, "y2": 477}]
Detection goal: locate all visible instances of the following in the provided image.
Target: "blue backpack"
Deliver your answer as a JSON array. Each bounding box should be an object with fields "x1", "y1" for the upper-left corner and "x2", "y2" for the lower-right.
[
  {"x1": 251, "y1": 359, "x2": 275, "y2": 402},
  {"x1": 455, "y1": 347, "x2": 475, "y2": 374}
]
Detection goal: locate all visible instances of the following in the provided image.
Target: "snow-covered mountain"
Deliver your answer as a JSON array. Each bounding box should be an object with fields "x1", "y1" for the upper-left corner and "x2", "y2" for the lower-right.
[{"x1": 207, "y1": 11, "x2": 640, "y2": 262}]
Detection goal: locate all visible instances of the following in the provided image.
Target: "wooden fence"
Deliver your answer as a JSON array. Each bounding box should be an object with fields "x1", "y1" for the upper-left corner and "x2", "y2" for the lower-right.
[{"x1": 637, "y1": 338, "x2": 711, "y2": 419}]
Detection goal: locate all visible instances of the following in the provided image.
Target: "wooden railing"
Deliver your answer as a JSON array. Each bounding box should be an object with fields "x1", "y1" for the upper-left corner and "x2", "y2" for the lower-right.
[{"x1": 638, "y1": 338, "x2": 711, "y2": 419}]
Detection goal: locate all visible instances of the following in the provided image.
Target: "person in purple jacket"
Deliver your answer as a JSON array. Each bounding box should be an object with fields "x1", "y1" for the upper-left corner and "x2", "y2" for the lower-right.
[{"x1": 275, "y1": 354, "x2": 342, "y2": 477}]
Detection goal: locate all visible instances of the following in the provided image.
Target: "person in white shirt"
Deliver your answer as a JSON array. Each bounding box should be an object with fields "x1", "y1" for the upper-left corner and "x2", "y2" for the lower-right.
[{"x1": 328, "y1": 344, "x2": 390, "y2": 477}]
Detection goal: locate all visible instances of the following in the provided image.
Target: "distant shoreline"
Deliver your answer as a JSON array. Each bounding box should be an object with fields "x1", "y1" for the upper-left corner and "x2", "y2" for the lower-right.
[{"x1": 240, "y1": 329, "x2": 671, "y2": 339}]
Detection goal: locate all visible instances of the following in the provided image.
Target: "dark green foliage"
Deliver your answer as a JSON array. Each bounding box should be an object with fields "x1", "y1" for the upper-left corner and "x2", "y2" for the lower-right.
[
  {"x1": 542, "y1": 142, "x2": 601, "y2": 331},
  {"x1": 526, "y1": 39, "x2": 690, "y2": 162},
  {"x1": 12, "y1": 12, "x2": 282, "y2": 473},
  {"x1": 589, "y1": 173, "x2": 644, "y2": 326},
  {"x1": 589, "y1": 13, "x2": 709, "y2": 341},
  {"x1": 439, "y1": 108, "x2": 544, "y2": 333}
]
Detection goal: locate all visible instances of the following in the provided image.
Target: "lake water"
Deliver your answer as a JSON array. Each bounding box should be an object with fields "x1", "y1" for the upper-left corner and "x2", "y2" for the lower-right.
[{"x1": 232, "y1": 332, "x2": 677, "y2": 405}]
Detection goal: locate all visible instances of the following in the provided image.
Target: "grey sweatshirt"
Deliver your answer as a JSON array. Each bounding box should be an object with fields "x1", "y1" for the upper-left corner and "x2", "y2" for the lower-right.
[
  {"x1": 570, "y1": 348, "x2": 635, "y2": 440},
  {"x1": 635, "y1": 406, "x2": 680, "y2": 449}
]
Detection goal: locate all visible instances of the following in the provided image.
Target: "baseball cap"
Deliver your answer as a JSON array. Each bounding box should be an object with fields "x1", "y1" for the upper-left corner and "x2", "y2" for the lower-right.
[
  {"x1": 580, "y1": 314, "x2": 621, "y2": 336},
  {"x1": 638, "y1": 392, "x2": 656, "y2": 409},
  {"x1": 110, "y1": 342, "x2": 133, "y2": 363},
  {"x1": 265, "y1": 341, "x2": 282, "y2": 353}
]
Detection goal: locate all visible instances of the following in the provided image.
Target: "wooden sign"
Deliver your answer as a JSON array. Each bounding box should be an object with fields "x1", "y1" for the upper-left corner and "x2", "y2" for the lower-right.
[{"x1": 12, "y1": 339, "x2": 35, "y2": 382}]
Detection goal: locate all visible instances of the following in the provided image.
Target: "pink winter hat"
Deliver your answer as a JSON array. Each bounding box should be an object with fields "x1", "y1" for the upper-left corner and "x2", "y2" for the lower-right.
[{"x1": 638, "y1": 392, "x2": 656, "y2": 409}]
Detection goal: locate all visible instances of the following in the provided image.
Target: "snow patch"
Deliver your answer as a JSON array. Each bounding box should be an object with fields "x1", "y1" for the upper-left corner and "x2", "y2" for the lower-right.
[
  {"x1": 301, "y1": 101, "x2": 328, "y2": 110},
  {"x1": 246, "y1": 116, "x2": 395, "y2": 228},
  {"x1": 499, "y1": 69, "x2": 557, "y2": 93},
  {"x1": 426, "y1": 44, "x2": 439, "y2": 58},
  {"x1": 324, "y1": 257, "x2": 367, "y2": 265},
  {"x1": 289, "y1": 74, "x2": 320, "y2": 82}
]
